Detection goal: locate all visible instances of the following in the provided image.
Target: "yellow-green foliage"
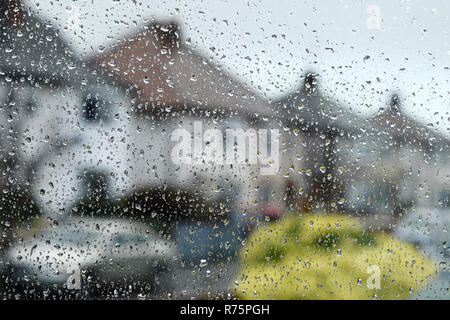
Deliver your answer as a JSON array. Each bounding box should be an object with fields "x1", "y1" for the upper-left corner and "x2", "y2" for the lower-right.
[{"x1": 235, "y1": 213, "x2": 436, "y2": 300}]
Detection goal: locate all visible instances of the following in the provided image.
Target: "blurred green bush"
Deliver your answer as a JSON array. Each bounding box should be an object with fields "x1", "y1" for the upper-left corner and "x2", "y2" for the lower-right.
[{"x1": 235, "y1": 213, "x2": 436, "y2": 300}]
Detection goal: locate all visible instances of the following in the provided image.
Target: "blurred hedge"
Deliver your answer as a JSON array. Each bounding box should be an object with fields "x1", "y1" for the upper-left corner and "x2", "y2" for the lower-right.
[{"x1": 235, "y1": 213, "x2": 436, "y2": 300}]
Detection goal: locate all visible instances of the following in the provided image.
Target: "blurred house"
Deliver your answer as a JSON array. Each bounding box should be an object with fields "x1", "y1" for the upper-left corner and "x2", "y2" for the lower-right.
[
  {"x1": 0, "y1": 0, "x2": 83, "y2": 211},
  {"x1": 0, "y1": 0, "x2": 132, "y2": 220},
  {"x1": 342, "y1": 94, "x2": 450, "y2": 227},
  {"x1": 275, "y1": 72, "x2": 362, "y2": 212},
  {"x1": 88, "y1": 21, "x2": 284, "y2": 221},
  {"x1": 367, "y1": 95, "x2": 450, "y2": 209},
  {"x1": 362, "y1": 95, "x2": 450, "y2": 260},
  {"x1": 275, "y1": 72, "x2": 450, "y2": 227},
  {"x1": 0, "y1": 0, "x2": 88, "y2": 251}
]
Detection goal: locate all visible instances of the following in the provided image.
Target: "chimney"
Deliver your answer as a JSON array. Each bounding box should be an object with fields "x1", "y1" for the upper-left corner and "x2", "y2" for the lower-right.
[
  {"x1": 389, "y1": 94, "x2": 401, "y2": 113},
  {"x1": 150, "y1": 21, "x2": 181, "y2": 48},
  {"x1": 303, "y1": 72, "x2": 318, "y2": 95}
]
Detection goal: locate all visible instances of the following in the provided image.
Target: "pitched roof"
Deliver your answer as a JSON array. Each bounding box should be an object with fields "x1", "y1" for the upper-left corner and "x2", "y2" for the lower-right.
[
  {"x1": 0, "y1": 4, "x2": 85, "y2": 85},
  {"x1": 365, "y1": 94, "x2": 449, "y2": 151},
  {"x1": 275, "y1": 72, "x2": 361, "y2": 134},
  {"x1": 91, "y1": 21, "x2": 274, "y2": 118}
]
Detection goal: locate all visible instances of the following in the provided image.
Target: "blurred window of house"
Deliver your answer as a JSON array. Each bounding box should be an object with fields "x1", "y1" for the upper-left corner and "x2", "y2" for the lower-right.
[
  {"x1": 437, "y1": 189, "x2": 450, "y2": 208},
  {"x1": 82, "y1": 92, "x2": 111, "y2": 122}
]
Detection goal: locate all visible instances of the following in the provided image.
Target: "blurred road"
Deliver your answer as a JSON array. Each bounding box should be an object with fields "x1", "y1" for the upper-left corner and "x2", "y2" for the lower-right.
[{"x1": 161, "y1": 260, "x2": 238, "y2": 300}]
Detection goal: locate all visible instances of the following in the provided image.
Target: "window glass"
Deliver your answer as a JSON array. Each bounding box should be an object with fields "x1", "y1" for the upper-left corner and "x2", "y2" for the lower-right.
[{"x1": 0, "y1": 0, "x2": 448, "y2": 301}]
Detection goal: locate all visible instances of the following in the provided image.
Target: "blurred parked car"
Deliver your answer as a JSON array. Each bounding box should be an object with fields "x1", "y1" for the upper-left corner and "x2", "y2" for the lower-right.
[
  {"x1": 175, "y1": 213, "x2": 248, "y2": 263},
  {"x1": 395, "y1": 207, "x2": 450, "y2": 260},
  {"x1": 396, "y1": 207, "x2": 450, "y2": 300},
  {"x1": 0, "y1": 217, "x2": 177, "y2": 298}
]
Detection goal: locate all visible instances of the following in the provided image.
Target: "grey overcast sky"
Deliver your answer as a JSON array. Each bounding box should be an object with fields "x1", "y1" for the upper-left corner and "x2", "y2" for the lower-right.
[{"x1": 24, "y1": 0, "x2": 450, "y2": 137}]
